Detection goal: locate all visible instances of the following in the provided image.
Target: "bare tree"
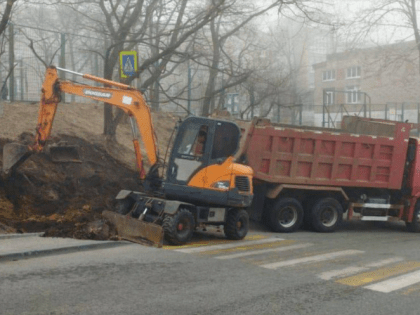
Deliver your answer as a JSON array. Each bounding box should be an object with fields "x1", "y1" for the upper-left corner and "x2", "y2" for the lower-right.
[
  {"x1": 199, "y1": 1, "x2": 285, "y2": 117},
  {"x1": 350, "y1": 0, "x2": 420, "y2": 73},
  {"x1": 0, "y1": 0, "x2": 17, "y2": 36},
  {"x1": 60, "y1": 0, "x2": 231, "y2": 137}
]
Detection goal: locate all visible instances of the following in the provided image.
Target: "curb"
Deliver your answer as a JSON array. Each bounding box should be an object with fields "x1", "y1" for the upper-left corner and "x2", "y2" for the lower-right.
[
  {"x1": 0, "y1": 239, "x2": 131, "y2": 262},
  {"x1": 0, "y1": 233, "x2": 45, "y2": 240}
]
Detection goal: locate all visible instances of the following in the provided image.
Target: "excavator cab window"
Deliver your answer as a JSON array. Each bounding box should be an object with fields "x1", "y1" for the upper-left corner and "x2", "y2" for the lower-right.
[
  {"x1": 169, "y1": 122, "x2": 210, "y2": 183},
  {"x1": 178, "y1": 125, "x2": 208, "y2": 157},
  {"x1": 211, "y1": 122, "x2": 240, "y2": 161}
]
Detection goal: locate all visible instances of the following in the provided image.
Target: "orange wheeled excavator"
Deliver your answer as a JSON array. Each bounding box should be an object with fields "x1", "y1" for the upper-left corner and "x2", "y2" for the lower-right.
[{"x1": 2, "y1": 66, "x2": 254, "y2": 247}]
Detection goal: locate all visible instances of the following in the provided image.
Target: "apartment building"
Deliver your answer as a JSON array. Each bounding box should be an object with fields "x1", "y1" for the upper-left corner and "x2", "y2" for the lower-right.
[{"x1": 313, "y1": 41, "x2": 420, "y2": 124}]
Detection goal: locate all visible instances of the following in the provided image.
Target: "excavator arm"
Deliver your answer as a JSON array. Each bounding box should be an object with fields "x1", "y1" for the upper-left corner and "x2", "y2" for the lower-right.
[{"x1": 5, "y1": 66, "x2": 158, "y2": 178}]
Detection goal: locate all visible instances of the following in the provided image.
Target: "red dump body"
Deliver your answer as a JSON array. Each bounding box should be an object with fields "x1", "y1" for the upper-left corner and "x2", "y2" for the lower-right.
[{"x1": 239, "y1": 116, "x2": 418, "y2": 190}]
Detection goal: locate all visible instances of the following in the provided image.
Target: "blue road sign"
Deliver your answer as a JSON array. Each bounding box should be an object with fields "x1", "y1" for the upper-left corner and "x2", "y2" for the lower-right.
[{"x1": 119, "y1": 51, "x2": 138, "y2": 78}]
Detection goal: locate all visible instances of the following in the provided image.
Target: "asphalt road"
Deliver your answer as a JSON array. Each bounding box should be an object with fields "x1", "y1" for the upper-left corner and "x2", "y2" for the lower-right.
[{"x1": 2, "y1": 221, "x2": 420, "y2": 315}]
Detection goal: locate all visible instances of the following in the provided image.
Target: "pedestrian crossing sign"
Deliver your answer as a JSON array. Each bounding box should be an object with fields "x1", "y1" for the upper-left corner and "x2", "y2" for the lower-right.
[{"x1": 119, "y1": 51, "x2": 138, "y2": 78}]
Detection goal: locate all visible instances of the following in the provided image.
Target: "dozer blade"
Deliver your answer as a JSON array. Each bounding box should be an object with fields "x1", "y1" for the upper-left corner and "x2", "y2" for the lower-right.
[
  {"x1": 49, "y1": 146, "x2": 81, "y2": 163},
  {"x1": 102, "y1": 210, "x2": 164, "y2": 248},
  {"x1": 2, "y1": 143, "x2": 31, "y2": 174}
]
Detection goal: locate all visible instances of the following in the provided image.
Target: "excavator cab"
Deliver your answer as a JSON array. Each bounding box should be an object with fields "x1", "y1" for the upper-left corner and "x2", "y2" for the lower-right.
[{"x1": 164, "y1": 116, "x2": 252, "y2": 208}]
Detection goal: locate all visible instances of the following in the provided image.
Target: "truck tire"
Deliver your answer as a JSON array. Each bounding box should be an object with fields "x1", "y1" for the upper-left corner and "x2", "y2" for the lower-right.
[
  {"x1": 311, "y1": 197, "x2": 343, "y2": 233},
  {"x1": 224, "y1": 209, "x2": 249, "y2": 240},
  {"x1": 268, "y1": 198, "x2": 304, "y2": 233},
  {"x1": 114, "y1": 198, "x2": 134, "y2": 215},
  {"x1": 163, "y1": 209, "x2": 195, "y2": 245},
  {"x1": 406, "y1": 204, "x2": 420, "y2": 232}
]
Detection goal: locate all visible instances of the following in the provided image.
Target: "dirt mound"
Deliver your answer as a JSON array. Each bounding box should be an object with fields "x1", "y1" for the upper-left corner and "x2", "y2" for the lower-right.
[{"x1": 0, "y1": 133, "x2": 141, "y2": 238}]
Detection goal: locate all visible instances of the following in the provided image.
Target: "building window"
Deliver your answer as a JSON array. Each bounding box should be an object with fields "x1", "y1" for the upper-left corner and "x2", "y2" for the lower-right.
[
  {"x1": 346, "y1": 66, "x2": 361, "y2": 79},
  {"x1": 323, "y1": 89, "x2": 335, "y2": 105},
  {"x1": 322, "y1": 70, "x2": 336, "y2": 81},
  {"x1": 346, "y1": 86, "x2": 361, "y2": 103}
]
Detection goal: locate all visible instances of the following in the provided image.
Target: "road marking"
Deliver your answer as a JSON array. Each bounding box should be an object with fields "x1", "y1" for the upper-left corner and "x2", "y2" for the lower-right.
[
  {"x1": 261, "y1": 250, "x2": 364, "y2": 270},
  {"x1": 318, "y1": 257, "x2": 404, "y2": 280},
  {"x1": 215, "y1": 243, "x2": 313, "y2": 260},
  {"x1": 365, "y1": 270, "x2": 420, "y2": 293},
  {"x1": 174, "y1": 238, "x2": 285, "y2": 253},
  {"x1": 336, "y1": 261, "x2": 420, "y2": 286},
  {"x1": 198, "y1": 239, "x2": 297, "y2": 256},
  {"x1": 162, "y1": 234, "x2": 267, "y2": 250}
]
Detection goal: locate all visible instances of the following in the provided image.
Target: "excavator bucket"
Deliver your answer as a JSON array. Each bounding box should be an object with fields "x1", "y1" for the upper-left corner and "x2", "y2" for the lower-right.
[
  {"x1": 49, "y1": 146, "x2": 81, "y2": 163},
  {"x1": 102, "y1": 210, "x2": 164, "y2": 247},
  {"x1": 2, "y1": 143, "x2": 81, "y2": 175},
  {"x1": 2, "y1": 143, "x2": 31, "y2": 174}
]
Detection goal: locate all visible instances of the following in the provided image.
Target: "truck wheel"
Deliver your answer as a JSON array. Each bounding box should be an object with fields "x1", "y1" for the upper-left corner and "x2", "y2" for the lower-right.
[
  {"x1": 114, "y1": 198, "x2": 134, "y2": 215},
  {"x1": 311, "y1": 197, "x2": 343, "y2": 233},
  {"x1": 163, "y1": 209, "x2": 195, "y2": 245},
  {"x1": 406, "y1": 204, "x2": 420, "y2": 232},
  {"x1": 224, "y1": 209, "x2": 249, "y2": 240},
  {"x1": 268, "y1": 198, "x2": 303, "y2": 233}
]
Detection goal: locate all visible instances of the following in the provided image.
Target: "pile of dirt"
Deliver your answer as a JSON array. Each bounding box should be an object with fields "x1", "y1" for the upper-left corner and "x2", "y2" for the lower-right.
[
  {"x1": 0, "y1": 133, "x2": 141, "y2": 239},
  {"x1": 0, "y1": 101, "x2": 179, "y2": 239}
]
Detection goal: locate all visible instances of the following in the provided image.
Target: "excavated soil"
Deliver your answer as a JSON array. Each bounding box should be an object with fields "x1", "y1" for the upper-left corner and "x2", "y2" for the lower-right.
[{"x1": 0, "y1": 101, "x2": 178, "y2": 239}]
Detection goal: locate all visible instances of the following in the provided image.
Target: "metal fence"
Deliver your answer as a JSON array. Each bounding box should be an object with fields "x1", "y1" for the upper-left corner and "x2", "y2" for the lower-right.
[
  {"x1": 270, "y1": 102, "x2": 420, "y2": 131},
  {"x1": 317, "y1": 102, "x2": 420, "y2": 128}
]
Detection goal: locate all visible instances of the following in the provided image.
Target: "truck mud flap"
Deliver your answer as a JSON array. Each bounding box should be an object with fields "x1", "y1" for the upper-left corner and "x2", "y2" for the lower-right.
[{"x1": 102, "y1": 210, "x2": 164, "y2": 248}]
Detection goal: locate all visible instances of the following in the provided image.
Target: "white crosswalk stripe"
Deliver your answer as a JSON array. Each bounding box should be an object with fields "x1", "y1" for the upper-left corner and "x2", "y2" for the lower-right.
[
  {"x1": 215, "y1": 243, "x2": 313, "y2": 260},
  {"x1": 261, "y1": 250, "x2": 365, "y2": 270},
  {"x1": 318, "y1": 257, "x2": 404, "y2": 280},
  {"x1": 174, "y1": 237, "x2": 284, "y2": 253},
  {"x1": 365, "y1": 270, "x2": 420, "y2": 293},
  {"x1": 169, "y1": 236, "x2": 420, "y2": 295}
]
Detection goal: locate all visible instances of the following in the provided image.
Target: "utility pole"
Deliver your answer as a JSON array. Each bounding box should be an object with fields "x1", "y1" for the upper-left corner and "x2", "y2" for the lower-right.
[
  {"x1": 59, "y1": 33, "x2": 66, "y2": 102},
  {"x1": 188, "y1": 61, "x2": 192, "y2": 115},
  {"x1": 8, "y1": 23, "x2": 14, "y2": 102}
]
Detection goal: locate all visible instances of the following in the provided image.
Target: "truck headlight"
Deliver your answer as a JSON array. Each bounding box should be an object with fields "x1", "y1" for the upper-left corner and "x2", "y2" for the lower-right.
[{"x1": 211, "y1": 181, "x2": 230, "y2": 190}]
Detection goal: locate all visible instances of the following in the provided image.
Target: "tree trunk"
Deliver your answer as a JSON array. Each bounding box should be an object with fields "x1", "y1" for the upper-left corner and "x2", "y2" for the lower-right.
[
  {"x1": 202, "y1": 18, "x2": 221, "y2": 116},
  {"x1": 103, "y1": 54, "x2": 117, "y2": 137}
]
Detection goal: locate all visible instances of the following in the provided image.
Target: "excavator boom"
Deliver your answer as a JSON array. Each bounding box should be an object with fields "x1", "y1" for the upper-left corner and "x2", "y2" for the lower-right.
[{"x1": 3, "y1": 66, "x2": 158, "y2": 177}]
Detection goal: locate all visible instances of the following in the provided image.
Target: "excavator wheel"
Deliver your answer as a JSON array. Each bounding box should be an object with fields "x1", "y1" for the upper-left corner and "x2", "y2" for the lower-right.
[
  {"x1": 224, "y1": 209, "x2": 249, "y2": 240},
  {"x1": 162, "y1": 209, "x2": 195, "y2": 245}
]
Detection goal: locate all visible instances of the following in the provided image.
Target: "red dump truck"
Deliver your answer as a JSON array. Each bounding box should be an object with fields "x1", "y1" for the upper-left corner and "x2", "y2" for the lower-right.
[{"x1": 237, "y1": 116, "x2": 420, "y2": 233}]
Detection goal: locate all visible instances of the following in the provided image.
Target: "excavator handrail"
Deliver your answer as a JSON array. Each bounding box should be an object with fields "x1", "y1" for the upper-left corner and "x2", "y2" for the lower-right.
[{"x1": 56, "y1": 66, "x2": 133, "y2": 90}]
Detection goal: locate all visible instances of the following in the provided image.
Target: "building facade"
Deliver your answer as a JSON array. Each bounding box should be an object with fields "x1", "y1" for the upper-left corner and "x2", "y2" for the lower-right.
[{"x1": 313, "y1": 41, "x2": 420, "y2": 126}]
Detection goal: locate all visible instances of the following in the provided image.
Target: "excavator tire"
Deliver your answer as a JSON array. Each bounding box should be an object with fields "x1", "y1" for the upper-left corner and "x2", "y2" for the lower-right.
[
  {"x1": 224, "y1": 209, "x2": 249, "y2": 240},
  {"x1": 163, "y1": 209, "x2": 195, "y2": 245}
]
